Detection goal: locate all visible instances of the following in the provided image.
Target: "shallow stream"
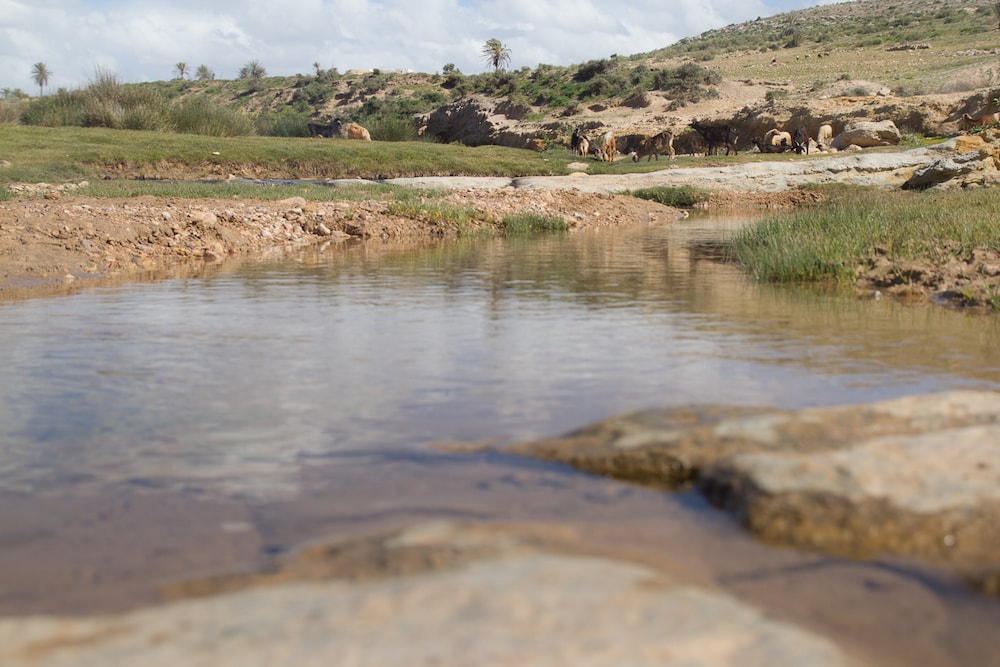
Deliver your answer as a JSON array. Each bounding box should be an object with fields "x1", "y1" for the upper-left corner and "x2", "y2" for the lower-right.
[{"x1": 2, "y1": 213, "x2": 999, "y2": 665}]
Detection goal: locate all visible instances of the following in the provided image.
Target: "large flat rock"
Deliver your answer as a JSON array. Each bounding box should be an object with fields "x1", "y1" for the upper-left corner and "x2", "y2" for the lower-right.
[
  {"x1": 502, "y1": 391, "x2": 1000, "y2": 593},
  {"x1": 0, "y1": 522, "x2": 854, "y2": 667}
]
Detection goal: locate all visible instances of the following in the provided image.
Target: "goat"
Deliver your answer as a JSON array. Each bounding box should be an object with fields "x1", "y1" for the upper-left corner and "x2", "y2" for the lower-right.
[
  {"x1": 631, "y1": 130, "x2": 675, "y2": 162},
  {"x1": 960, "y1": 112, "x2": 1000, "y2": 132},
  {"x1": 596, "y1": 131, "x2": 616, "y2": 162},
  {"x1": 792, "y1": 125, "x2": 809, "y2": 155},
  {"x1": 690, "y1": 120, "x2": 738, "y2": 156},
  {"x1": 307, "y1": 122, "x2": 337, "y2": 138},
  {"x1": 570, "y1": 128, "x2": 591, "y2": 156}
]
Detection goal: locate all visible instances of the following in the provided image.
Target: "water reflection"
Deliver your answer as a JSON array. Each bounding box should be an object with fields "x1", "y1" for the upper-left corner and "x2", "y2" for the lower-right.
[{"x1": 2, "y1": 215, "x2": 1000, "y2": 501}]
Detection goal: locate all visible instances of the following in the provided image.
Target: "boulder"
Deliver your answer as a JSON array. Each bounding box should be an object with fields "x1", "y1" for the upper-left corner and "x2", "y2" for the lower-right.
[
  {"x1": 499, "y1": 391, "x2": 1000, "y2": 593},
  {"x1": 0, "y1": 522, "x2": 855, "y2": 667},
  {"x1": 830, "y1": 120, "x2": 901, "y2": 149}
]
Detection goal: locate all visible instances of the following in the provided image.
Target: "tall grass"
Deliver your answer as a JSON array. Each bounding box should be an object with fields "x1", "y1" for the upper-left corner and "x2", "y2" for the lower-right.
[
  {"x1": 728, "y1": 187, "x2": 1000, "y2": 282},
  {"x1": 170, "y1": 96, "x2": 256, "y2": 136},
  {"x1": 502, "y1": 212, "x2": 569, "y2": 234},
  {"x1": 628, "y1": 185, "x2": 706, "y2": 208}
]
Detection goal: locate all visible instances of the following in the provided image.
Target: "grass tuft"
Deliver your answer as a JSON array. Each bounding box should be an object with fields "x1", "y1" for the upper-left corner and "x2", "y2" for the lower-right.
[{"x1": 502, "y1": 212, "x2": 570, "y2": 234}]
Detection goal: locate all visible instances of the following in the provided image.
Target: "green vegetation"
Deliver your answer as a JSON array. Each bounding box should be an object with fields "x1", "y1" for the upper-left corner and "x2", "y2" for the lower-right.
[
  {"x1": 501, "y1": 212, "x2": 570, "y2": 234},
  {"x1": 727, "y1": 187, "x2": 1000, "y2": 283},
  {"x1": 0, "y1": 125, "x2": 568, "y2": 185},
  {"x1": 627, "y1": 185, "x2": 706, "y2": 208}
]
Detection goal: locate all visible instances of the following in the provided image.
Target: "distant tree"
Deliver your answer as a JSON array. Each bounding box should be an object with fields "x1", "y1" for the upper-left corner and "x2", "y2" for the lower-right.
[
  {"x1": 313, "y1": 61, "x2": 322, "y2": 76},
  {"x1": 196, "y1": 64, "x2": 215, "y2": 81},
  {"x1": 30, "y1": 62, "x2": 51, "y2": 96},
  {"x1": 174, "y1": 62, "x2": 189, "y2": 80},
  {"x1": 481, "y1": 38, "x2": 511, "y2": 73},
  {"x1": 238, "y1": 60, "x2": 267, "y2": 79},
  {"x1": 442, "y1": 63, "x2": 456, "y2": 74}
]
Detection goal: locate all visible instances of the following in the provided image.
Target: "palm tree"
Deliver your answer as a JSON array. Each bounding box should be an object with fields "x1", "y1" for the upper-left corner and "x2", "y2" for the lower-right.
[
  {"x1": 481, "y1": 38, "x2": 511, "y2": 73},
  {"x1": 31, "y1": 62, "x2": 50, "y2": 96},
  {"x1": 238, "y1": 60, "x2": 266, "y2": 80},
  {"x1": 196, "y1": 65, "x2": 215, "y2": 81},
  {"x1": 174, "y1": 62, "x2": 189, "y2": 80}
]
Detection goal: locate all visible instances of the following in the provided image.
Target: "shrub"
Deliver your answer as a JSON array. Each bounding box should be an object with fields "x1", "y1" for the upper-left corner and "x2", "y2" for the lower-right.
[
  {"x1": 170, "y1": 96, "x2": 257, "y2": 136},
  {"x1": 367, "y1": 116, "x2": 417, "y2": 142}
]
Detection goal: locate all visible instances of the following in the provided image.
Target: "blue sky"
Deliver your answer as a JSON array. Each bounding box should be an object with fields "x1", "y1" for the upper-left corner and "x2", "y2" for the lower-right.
[{"x1": 1, "y1": 0, "x2": 841, "y2": 93}]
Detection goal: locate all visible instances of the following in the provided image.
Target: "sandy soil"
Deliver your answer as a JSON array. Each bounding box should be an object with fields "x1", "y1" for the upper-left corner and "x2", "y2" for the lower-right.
[
  {"x1": 0, "y1": 180, "x2": 809, "y2": 295},
  {"x1": 0, "y1": 173, "x2": 992, "y2": 311}
]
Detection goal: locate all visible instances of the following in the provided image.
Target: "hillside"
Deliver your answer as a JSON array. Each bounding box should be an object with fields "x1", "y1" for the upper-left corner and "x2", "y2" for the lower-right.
[{"x1": 15, "y1": 0, "x2": 1000, "y2": 152}]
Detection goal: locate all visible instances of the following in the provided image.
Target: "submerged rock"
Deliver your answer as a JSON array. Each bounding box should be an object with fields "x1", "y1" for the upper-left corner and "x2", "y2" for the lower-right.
[
  {"x1": 503, "y1": 391, "x2": 1000, "y2": 593},
  {"x1": 0, "y1": 522, "x2": 854, "y2": 667}
]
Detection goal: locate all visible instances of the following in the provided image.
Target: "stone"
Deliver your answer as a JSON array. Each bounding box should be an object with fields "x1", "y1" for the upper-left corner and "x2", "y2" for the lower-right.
[
  {"x1": 0, "y1": 522, "x2": 852, "y2": 667},
  {"x1": 498, "y1": 391, "x2": 1000, "y2": 590},
  {"x1": 830, "y1": 120, "x2": 902, "y2": 150}
]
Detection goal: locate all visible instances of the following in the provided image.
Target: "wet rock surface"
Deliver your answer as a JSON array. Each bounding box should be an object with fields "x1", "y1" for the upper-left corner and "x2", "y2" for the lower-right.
[
  {"x1": 0, "y1": 522, "x2": 858, "y2": 667},
  {"x1": 499, "y1": 390, "x2": 1000, "y2": 594}
]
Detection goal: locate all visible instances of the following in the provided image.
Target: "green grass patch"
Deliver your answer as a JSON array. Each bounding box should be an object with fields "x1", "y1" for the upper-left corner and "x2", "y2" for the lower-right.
[
  {"x1": 628, "y1": 185, "x2": 706, "y2": 208},
  {"x1": 502, "y1": 212, "x2": 570, "y2": 235},
  {"x1": 80, "y1": 178, "x2": 410, "y2": 202},
  {"x1": 727, "y1": 186, "x2": 1000, "y2": 283},
  {"x1": 0, "y1": 124, "x2": 571, "y2": 185}
]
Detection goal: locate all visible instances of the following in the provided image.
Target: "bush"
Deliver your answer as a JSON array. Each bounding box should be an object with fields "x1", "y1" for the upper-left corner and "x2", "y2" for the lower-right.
[
  {"x1": 367, "y1": 116, "x2": 417, "y2": 142},
  {"x1": 170, "y1": 96, "x2": 257, "y2": 136}
]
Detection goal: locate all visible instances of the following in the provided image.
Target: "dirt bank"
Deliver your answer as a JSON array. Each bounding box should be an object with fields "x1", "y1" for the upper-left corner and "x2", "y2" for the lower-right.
[{"x1": 0, "y1": 182, "x2": 812, "y2": 295}]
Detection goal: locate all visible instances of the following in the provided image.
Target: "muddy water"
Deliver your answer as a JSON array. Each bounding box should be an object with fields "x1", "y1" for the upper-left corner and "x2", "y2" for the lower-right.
[{"x1": 1, "y1": 215, "x2": 999, "y2": 665}]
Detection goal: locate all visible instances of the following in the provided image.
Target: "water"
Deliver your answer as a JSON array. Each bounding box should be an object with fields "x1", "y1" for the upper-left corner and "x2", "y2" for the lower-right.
[{"x1": 2, "y1": 214, "x2": 999, "y2": 664}]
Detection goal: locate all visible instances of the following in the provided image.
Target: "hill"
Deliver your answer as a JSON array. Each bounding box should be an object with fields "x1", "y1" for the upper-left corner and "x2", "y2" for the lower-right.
[{"x1": 11, "y1": 0, "x2": 1000, "y2": 152}]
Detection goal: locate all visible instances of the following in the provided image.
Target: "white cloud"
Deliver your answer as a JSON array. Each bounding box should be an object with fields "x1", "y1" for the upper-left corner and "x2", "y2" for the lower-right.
[{"x1": 0, "y1": 0, "x2": 827, "y2": 93}]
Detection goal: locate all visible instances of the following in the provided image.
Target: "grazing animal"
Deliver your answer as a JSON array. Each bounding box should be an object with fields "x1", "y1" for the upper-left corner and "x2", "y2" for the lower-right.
[
  {"x1": 816, "y1": 123, "x2": 834, "y2": 149},
  {"x1": 690, "y1": 120, "x2": 738, "y2": 156},
  {"x1": 792, "y1": 125, "x2": 810, "y2": 155},
  {"x1": 753, "y1": 129, "x2": 792, "y2": 154},
  {"x1": 597, "y1": 131, "x2": 617, "y2": 162},
  {"x1": 631, "y1": 130, "x2": 675, "y2": 161},
  {"x1": 960, "y1": 112, "x2": 1000, "y2": 132},
  {"x1": 570, "y1": 128, "x2": 591, "y2": 156},
  {"x1": 332, "y1": 118, "x2": 372, "y2": 141},
  {"x1": 307, "y1": 121, "x2": 337, "y2": 138}
]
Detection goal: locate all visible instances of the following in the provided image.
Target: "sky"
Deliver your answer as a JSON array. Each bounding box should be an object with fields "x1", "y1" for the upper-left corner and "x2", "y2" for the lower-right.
[{"x1": 1, "y1": 0, "x2": 841, "y2": 94}]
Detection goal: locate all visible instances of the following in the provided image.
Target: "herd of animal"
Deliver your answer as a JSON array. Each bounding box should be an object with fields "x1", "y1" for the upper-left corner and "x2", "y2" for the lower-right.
[
  {"x1": 307, "y1": 118, "x2": 372, "y2": 141},
  {"x1": 310, "y1": 109, "x2": 999, "y2": 159},
  {"x1": 567, "y1": 120, "x2": 832, "y2": 163}
]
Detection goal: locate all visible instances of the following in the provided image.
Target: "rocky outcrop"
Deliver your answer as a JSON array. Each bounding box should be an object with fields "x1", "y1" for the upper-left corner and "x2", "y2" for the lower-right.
[
  {"x1": 831, "y1": 120, "x2": 902, "y2": 149},
  {"x1": 422, "y1": 98, "x2": 554, "y2": 149},
  {"x1": 903, "y1": 132, "x2": 1000, "y2": 189},
  {"x1": 500, "y1": 390, "x2": 1000, "y2": 595}
]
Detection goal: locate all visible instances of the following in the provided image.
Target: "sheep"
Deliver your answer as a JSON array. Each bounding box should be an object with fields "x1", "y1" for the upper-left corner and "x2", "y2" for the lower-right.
[
  {"x1": 816, "y1": 123, "x2": 834, "y2": 149},
  {"x1": 753, "y1": 129, "x2": 792, "y2": 153},
  {"x1": 332, "y1": 119, "x2": 372, "y2": 141}
]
